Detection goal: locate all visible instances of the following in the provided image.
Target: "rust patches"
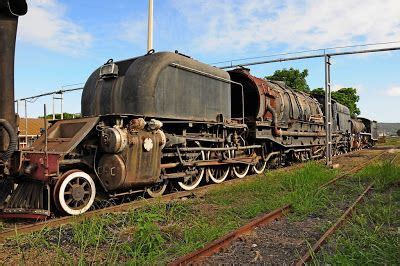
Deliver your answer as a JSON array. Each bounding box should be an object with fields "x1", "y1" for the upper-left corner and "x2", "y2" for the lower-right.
[
  {"x1": 22, "y1": 153, "x2": 59, "y2": 181},
  {"x1": 169, "y1": 205, "x2": 291, "y2": 266}
]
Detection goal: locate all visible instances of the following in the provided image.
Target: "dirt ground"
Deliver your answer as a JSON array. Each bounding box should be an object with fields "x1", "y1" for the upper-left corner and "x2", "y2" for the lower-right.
[{"x1": 203, "y1": 217, "x2": 322, "y2": 264}]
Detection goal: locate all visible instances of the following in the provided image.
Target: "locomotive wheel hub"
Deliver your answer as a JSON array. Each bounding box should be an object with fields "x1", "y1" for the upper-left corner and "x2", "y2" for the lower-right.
[{"x1": 71, "y1": 184, "x2": 85, "y2": 201}]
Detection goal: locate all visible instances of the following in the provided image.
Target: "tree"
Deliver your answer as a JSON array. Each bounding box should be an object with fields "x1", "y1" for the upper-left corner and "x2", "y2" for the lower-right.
[
  {"x1": 310, "y1": 87, "x2": 325, "y2": 96},
  {"x1": 39, "y1": 113, "x2": 81, "y2": 120},
  {"x1": 311, "y1": 87, "x2": 360, "y2": 117},
  {"x1": 266, "y1": 68, "x2": 310, "y2": 92},
  {"x1": 397, "y1": 129, "x2": 400, "y2": 136}
]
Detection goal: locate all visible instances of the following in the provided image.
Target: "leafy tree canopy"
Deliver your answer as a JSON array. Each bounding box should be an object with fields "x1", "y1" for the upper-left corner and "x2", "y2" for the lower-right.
[
  {"x1": 310, "y1": 87, "x2": 325, "y2": 96},
  {"x1": 397, "y1": 129, "x2": 400, "y2": 136},
  {"x1": 311, "y1": 87, "x2": 360, "y2": 117},
  {"x1": 266, "y1": 68, "x2": 310, "y2": 92},
  {"x1": 39, "y1": 113, "x2": 81, "y2": 120}
]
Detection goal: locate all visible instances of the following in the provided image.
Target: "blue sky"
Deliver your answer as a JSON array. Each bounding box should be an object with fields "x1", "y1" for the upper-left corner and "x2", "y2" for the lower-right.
[{"x1": 14, "y1": 0, "x2": 400, "y2": 122}]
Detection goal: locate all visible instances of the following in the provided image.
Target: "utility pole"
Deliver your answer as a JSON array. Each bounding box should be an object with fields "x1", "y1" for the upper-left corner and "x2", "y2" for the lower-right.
[
  {"x1": 325, "y1": 55, "x2": 332, "y2": 166},
  {"x1": 147, "y1": 0, "x2": 153, "y2": 52}
]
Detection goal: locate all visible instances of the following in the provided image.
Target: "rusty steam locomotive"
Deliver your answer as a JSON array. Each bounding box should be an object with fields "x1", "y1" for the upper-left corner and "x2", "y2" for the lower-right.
[{"x1": 0, "y1": 1, "x2": 377, "y2": 218}]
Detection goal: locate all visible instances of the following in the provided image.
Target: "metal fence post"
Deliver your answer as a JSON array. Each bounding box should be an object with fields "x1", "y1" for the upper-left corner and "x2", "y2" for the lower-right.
[
  {"x1": 24, "y1": 99, "x2": 28, "y2": 147},
  {"x1": 60, "y1": 91, "x2": 64, "y2": 120}
]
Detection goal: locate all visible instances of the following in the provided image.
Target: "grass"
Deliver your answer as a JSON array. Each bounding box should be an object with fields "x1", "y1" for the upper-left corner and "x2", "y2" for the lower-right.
[
  {"x1": 355, "y1": 159, "x2": 400, "y2": 190},
  {"x1": 318, "y1": 160, "x2": 400, "y2": 265},
  {"x1": 208, "y1": 162, "x2": 335, "y2": 220},
  {"x1": 377, "y1": 136, "x2": 400, "y2": 146},
  {"x1": 2, "y1": 161, "x2": 338, "y2": 264}
]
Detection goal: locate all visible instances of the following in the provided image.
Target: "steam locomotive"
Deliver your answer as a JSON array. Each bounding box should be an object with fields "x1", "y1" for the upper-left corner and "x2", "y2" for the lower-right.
[{"x1": 0, "y1": 1, "x2": 377, "y2": 218}]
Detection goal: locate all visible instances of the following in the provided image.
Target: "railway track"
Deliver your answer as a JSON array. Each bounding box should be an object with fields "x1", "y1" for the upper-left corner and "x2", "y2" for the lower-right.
[
  {"x1": 296, "y1": 183, "x2": 374, "y2": 265},
  {"x1": 169, "y1": 150, "x2": 391, "y2": 265},
  {"x1": 0, "y1": 148, "x2": 387, "y2": 244},
  {"x1": 297, "y1": 150, "x2": 398, "y2": 264},
  {"x1": 169, "y1": 182, "x2": 375, "y2": 265},
  {"x1": 169, "y1": 205, "x2": 292, "y2": 266}
]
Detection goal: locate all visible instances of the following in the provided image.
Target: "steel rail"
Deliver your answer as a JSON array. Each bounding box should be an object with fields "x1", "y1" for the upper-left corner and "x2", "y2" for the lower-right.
[
  {"x1": 296, "y1": 183, "x2": 374, "y2": 265},
  {"x1": 390, "y1": 152, "x2": 399, "y2": 164},
  {"x1": 169, "y1": 205, "x2": 291, "y2": 266}
]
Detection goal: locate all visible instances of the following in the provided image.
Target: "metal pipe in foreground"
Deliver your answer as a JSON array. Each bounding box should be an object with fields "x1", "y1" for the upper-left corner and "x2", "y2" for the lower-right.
[{"x1": 0, "y1": 0, "x2": 27, "y2": 152}]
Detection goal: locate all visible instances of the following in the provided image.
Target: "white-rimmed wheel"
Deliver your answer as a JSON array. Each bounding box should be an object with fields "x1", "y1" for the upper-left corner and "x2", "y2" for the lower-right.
[
  {"x1": 178, "y1": 141, "x2": 205, "y2": 190},
  {"x1": 232, "y1": 137, "x2": 251, "y2": 178},
  {"x1": 53, "y1": 170, "x2": 96, "y2": 215},
  {"x1": 146, "y1": 180, "x2": 168, "y2": 198},
  {"x1": 207, "y1": 144, "x2": 231, "y2": 183},
  {"x1": 252, "y1": 158, "x2": 267, "y2": 174},
  {"x1": 233, "y1": 162, "x2": 250, "y2": 178}
]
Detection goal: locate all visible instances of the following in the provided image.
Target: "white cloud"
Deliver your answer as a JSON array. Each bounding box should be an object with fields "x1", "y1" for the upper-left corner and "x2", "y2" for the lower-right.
[
  {"x1": 332, "y1": 84, "x2": 364, "y2": 93},
  {"x1": 332, "y1": 84, "x2": 345, "y2": 92},
  {"x1": 18, "y1": 0, "x2": 92, "y2": 54},
  {"x1": 171, "y1": 0, "x2": 400, "y2": 53},
  {"x1": 387, "y1": 86, "x2": 400, "y2": 96},
  {"x1": 119, "y1": 17, "x2": 147, "y2": 47}
]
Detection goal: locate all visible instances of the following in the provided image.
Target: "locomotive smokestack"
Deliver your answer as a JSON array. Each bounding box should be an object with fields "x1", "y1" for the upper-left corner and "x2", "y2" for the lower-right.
[{"x1": 0, "y1": 0, "x2": 27, "y2": 153}]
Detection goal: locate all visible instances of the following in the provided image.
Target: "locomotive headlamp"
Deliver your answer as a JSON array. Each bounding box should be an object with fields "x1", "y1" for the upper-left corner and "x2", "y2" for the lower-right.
[
  {"x1": 143, "y1": 138, "x2": 153, "y2": 151},
  {"x1": 100, "y1": 59, "x2": 118, "y2": 78}
]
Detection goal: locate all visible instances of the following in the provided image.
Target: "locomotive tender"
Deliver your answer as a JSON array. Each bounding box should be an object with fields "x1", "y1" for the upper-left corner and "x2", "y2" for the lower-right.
[{"x1": 0, "y1": 1, "x2": 377, "y2": 217}]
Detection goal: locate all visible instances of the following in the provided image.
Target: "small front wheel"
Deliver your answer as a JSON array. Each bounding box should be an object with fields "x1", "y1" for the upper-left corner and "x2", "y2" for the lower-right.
[{"x1": 53, "y1": 170, "x2": 96, "y2": 215}]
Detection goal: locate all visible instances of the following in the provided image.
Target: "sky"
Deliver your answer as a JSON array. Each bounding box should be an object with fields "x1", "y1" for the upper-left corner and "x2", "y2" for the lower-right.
[{"x1": 13, "y1": 0, "x2": 400, "y2": 122}]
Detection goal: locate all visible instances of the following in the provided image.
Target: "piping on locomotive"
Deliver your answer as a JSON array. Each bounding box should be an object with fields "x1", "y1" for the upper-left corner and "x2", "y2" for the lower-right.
[{"x1": 0, "y1": 1, "x2": 377, "y2": 218}]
